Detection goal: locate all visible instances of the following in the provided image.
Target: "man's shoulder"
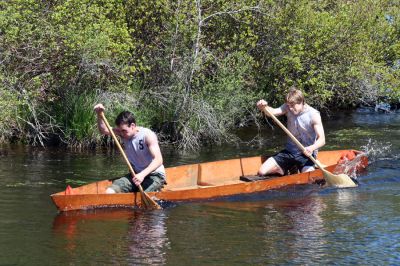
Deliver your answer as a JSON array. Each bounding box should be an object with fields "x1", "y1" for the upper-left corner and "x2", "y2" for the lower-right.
[
  {"x1": 307, "y1": 106, "x2": 323, "y2": 124},
  {"x1": 140, "y1": 127, "x2": 159, "y2": 143},
  {"x1": 305, "y1": 105, "x2": 320, "y2": 115},
  {"x1": 139, "y1": 127, "x2": 154, "y2": 135}
]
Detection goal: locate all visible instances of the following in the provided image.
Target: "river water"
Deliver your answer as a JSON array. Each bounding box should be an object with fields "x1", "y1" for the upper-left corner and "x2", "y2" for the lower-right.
[{"x1": 0, "y1": 109, "x2": 399, "y2": 265}]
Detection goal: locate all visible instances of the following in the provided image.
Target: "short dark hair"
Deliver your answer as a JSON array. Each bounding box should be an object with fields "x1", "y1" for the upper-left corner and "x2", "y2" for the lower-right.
[{"x1": 115, "y1": 111, "x2": 136, "y2": 126}]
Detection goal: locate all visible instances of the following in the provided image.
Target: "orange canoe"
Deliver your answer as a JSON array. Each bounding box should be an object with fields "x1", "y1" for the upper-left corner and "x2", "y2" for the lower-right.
[{"x1": 51, "y1": 149, "x2": 368, "y2": 211}]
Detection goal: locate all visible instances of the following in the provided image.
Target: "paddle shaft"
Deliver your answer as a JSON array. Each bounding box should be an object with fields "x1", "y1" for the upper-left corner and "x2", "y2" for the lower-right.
[
  {"x1": 262, "y1": 107, "x2": 323, "y2": 169},
  {"x1": 99, "y1": 112, "x2": 145, "y2": 193}
]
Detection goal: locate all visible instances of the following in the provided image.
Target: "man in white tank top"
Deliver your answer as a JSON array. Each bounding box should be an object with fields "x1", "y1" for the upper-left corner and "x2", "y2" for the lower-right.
[
  {"x1": 256, "y1": 87, "x2": 326, "y2": 176},
  {"x1": 94, "y1": 103, "x2": 166, "y2": 194}
]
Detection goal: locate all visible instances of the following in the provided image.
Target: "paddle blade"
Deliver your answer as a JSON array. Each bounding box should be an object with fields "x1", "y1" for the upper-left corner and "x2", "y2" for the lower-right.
[
  {"x1": 322, "y1": 170, "x2": 357, "y2": 188},
  {"x1": 140, "y1": 190, "x2": 162, "y2": 210}
]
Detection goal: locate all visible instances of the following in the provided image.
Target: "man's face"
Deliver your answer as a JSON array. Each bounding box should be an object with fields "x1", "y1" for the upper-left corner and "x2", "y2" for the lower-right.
[
  {"x1": 287, "y1": 102, "x2": 304, "y2": 115},
  {"x1": 117, "y1": 123, "x2": 136, "y2": 139}
]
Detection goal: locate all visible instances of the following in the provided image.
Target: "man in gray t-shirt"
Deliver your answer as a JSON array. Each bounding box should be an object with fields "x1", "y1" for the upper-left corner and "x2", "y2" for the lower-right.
[
  {"x1": 94, "y1": 103, "x2": 166, "y2": 193},
  {"x1": 256, "y1": 87, "x2": 326, "y2": 176}
]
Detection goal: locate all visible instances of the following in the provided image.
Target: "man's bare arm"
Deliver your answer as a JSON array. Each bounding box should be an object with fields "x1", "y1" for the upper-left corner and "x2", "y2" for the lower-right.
[
  {"x1": 93, "y1": 103, "x2": 121, "y2": 136},
  {"x1": 304, "y1": 113, "x2": 325, "y2": 156},
  {"x1": 256, "y1": 99, "x2": 286, "y2": 116}
]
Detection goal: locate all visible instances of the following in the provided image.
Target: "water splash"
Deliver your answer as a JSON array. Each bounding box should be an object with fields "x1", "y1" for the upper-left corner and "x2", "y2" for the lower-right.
[
  {"x1": 333, "y1": 154, "x2": 365, "y2": 179},
  {"x1": 360, "y1": 139, "x2": 394, "y2": 163},
  {"x1": 333, "y1": 139, "x2": 393, "y2": 179}
]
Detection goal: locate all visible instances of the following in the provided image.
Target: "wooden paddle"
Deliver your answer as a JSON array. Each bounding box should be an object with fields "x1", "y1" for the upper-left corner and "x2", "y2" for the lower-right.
[
  {"x1": 99, "y1": 112, "x2": 162, "y2": 209},
  {"x1": 262, "y1": 107, "x2": 357, "y2": 188}
]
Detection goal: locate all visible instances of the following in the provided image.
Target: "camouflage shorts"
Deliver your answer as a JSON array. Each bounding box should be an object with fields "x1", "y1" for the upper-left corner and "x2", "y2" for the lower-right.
[{"x1": 109, "y1": 172, "x2": 166, "y2": 193}]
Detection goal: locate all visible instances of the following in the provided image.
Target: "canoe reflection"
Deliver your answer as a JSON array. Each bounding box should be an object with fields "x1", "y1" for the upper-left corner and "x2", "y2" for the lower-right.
[
  {"x1": 126, "y1": 210, "x2": 169, "y2": 264},
  {"x1": 263, "y1": 197, "x2": 328, "y2": 262},
  {"x1": 52, "y1": 208, "x2": 169, "y2": 264}
]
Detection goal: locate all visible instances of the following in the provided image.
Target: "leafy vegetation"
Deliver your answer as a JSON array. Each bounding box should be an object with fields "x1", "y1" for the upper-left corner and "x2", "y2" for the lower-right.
[{"x1": 0, "y1": 0, "x2": 399, "y2": 149}]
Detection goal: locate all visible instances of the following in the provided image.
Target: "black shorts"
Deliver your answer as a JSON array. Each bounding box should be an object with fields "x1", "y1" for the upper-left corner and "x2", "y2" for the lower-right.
[{"x1": 272, "y1": 149, "x2": 315, "y2": 175}]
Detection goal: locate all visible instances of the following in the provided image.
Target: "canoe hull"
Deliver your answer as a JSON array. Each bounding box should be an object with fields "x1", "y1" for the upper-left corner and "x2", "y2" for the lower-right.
[{"x1": 51, "y1": 150, "x2": 368, "y2": 211}]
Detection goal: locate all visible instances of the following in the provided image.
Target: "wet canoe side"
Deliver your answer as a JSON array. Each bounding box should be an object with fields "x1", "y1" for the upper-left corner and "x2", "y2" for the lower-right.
[{"x1": 51, "y1": 150, "x2": 368, "y2": 211}]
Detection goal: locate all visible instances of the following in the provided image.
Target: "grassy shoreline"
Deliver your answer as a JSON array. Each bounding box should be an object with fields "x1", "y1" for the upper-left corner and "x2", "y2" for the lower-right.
[{"x1": 1, "y1": 0, "x2": 399, "y2": 149}]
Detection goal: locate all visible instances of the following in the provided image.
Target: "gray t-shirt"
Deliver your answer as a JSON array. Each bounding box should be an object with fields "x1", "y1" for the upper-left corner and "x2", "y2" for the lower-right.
[
  {"x1": 282, "y1": 104, "x2": 320, "y2": 155},
  {"x1": 122, "y1": 127, "x2": 165, "y2": 177}
]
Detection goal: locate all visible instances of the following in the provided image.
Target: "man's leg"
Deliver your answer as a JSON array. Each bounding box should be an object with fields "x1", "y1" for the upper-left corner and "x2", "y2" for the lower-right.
[
  {"x1": 106, "y1": 174, "x2": 133, "y2": 193},
  {"x1": 298, "y1": 153, "x2": 316, "y2": 173},
  {"x1": 106, "y1": 187, "x2": 117, "y2": 194},
  {"x1": 258, "y1": 157, "x2": 285, "y2": 176},
  {"x1": 301, "y1": 165, "x2": 315, "y2": 173},
  {"x1": 140, "y1": 173, "x2": 166, "y2": 192}
]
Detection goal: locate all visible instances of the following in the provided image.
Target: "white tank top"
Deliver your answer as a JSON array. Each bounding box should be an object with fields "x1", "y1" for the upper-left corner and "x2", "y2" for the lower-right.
[
  {"x1": 283, "y1": 104, "x2": 320, "y2": 155},
  {"x1": 122, "y1": 127, "x2": 165, "y2": 177}
]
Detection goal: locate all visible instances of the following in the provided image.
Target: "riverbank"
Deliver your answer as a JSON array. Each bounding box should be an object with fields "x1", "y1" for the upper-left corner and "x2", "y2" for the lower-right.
[{"x1": 1, "y1": 1, "x2": 399, "y2": 149}]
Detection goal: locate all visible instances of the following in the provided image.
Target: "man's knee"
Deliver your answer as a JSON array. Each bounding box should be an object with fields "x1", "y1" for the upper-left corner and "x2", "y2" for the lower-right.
[
  {"x1": 142, "y1": 174, "x2": 166, "y2": 192},
  {"x1": 301, "y1": 165, "x2": 315, "y2": 173},
  {"x1": 106, "y1": 176, "x2": 131, "y2": 193},
  {"x1": 258, "y1": 157, "x2": 284, "y2": 176},
  {"x1": 106, "y1": 187, "x2": 117, "y2": 194}
]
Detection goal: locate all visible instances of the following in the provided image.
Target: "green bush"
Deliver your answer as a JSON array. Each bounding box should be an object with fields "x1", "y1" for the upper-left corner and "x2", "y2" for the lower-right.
[{"x1": 0, "y1": 0, "x2": 399, "y2": 148}]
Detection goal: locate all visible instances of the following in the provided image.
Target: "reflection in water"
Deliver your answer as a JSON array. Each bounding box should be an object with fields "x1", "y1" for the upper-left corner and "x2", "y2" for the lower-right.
[
  {"x1": 126, "y1": 211, "x2": 169, "y2": 265},
  {"x1": 333, "y1": 189, "x2": 360, "y2": 215},
  {"x1": 53, "y1": 209, "x2": 169, "y2": 265},
  {"x1": 52, "y1": 209, "x2": 135, "y2": 262},
  {"x1": 262, "y1": 197, "x2": 327, "y2": 264}
]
